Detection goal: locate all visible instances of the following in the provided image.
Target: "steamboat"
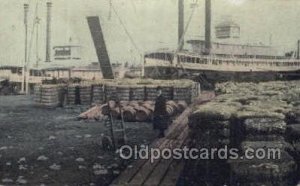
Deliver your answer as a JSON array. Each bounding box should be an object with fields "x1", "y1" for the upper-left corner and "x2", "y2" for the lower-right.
[{"x1": 144, "y1": 0, "x2": 300, "y2": 83}]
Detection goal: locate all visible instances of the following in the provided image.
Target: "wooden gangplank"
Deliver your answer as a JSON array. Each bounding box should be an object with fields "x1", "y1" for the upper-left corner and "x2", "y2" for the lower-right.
[{"x1": 111, "y1": 91, "x2": 215, "y2": 186}]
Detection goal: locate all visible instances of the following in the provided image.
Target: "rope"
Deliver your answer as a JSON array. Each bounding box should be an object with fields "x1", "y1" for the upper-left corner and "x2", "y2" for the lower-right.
[
  {"x1": 110, "y1": 2, "x2": 141, "y2": 55},
  {"x1": 26, "y1": 0, "x2": 39, "y2": 67}
]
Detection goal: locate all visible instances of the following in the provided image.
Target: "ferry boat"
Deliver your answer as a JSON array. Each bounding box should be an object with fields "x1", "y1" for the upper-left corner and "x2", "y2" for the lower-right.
[{"x1": 143, "y1": 0, "x2": 300, "y2": 83}]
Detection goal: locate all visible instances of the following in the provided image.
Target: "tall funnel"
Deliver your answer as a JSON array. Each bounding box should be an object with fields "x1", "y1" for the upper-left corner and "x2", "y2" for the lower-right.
[
  {"x1": 178, "y1": 0, "x2": 184, "y2": 50},
  {"x1": 205, "y1": 0, "x2": 211, "y2": 54},
  {"x1": 45, "y1": 2, "x2": 52, "y2": 62}
]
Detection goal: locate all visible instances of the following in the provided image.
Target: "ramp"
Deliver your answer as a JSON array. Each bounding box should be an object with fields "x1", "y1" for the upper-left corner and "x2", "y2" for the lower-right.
[{"x1": 87, "y1": 16, "x2": 114, "y2": 79}]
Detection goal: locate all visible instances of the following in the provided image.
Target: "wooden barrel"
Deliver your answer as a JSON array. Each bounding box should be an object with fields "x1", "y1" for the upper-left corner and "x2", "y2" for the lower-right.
[
  {"x1": 130, "y1": 86, "x2": 145, "y2": 101},
  {"x1": 167, "y1": 100, "x2": 179, "y2": 112},
  {"x1": 141, "y1": 102, "x2": 154, "y2": 112},
  {"x1": 129, "y1": 101, "x2": 140, "y2": 108},
  {"x1": 119, "y1": 101, "x2": 129, "y2": 107},
  {"x1": 145, "y1": 85, "x2": 157, "y2": 101},
  {"x1": 123, "y1": 106, "x2": 136, "y2": 122},
  {"x1": 117, "y1": 85, "x2": 131, "y2": 101},
  {"x1": 177, "y1": 101, "x2": 188, "y2": 112},
  {"x1": 166, "y1": 104, "x2": 175, "y2": 116},
  {"x1": 135, "y1": 106, "x2": 152, "y2": 122}
]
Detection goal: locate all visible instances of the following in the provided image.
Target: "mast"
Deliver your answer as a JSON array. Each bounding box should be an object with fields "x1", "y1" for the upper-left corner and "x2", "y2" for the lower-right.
[
  {"x1": 178, "y1": 0, "x2": 184, "y2": 50},
  {"x1": 45, "y1": 2, "x2": 52, "y2": 62},
  {"x1": 205, "y1": 0, "x2": 211, "y2": 55},
  {"x1": 22, "y1": 4, "x2": 29, "y2": 93}
]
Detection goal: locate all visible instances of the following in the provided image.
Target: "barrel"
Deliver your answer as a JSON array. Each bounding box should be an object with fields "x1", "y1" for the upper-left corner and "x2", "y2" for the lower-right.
[
  {"x1": 141, "y1": 102, "x2": 154, "y2": 112},
  {"x1": 130, "y1": 85, "x2": 145, "y2": 101},
  {"x1": 177, "y1": 101, "x2": 188, "y2": 112},
  {"x1": 119, "y1": 101, "x2": 129, "y2": 107},
  {"x1": 129, "y1": 101, "x2": 140, "y2": 108},
  {"x1": 166, "y1": 104, "x2": 175, "y2": 116},
  {"x1": 135, "y1": 106, "x2": 152, "y2": 122},
  {"x1": 116, "y1": 85, "x2": 131, "y2": 101},
  {"x1": 167, "y1": 100, "x2": 179, "y2": 113},
  {"x1": 123, "y1": 106, "x2": 136, "y2": 122}
]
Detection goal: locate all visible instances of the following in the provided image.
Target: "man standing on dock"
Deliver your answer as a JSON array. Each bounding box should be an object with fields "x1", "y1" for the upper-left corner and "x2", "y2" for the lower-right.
[{"x1": 153, "y1": 86, "x2": 169, "y2": 138}]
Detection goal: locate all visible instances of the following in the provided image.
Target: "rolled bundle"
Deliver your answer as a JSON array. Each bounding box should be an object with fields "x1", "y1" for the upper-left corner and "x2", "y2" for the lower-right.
[
  {"x1": 123, "y1": 106, "x2": 136, "y2": 122},
  {"x1": 135, "y1": 106, "x2": 152, "y2": 121},
  {"x1": 101, "y1": 101, "x2": 117, "y2": 115},
  {"x1": 177, "y1": 101, "x2": 188, "y2": 112},
  {"x1": 79, "y1": 105, "x2": 102, "y2": 120}
]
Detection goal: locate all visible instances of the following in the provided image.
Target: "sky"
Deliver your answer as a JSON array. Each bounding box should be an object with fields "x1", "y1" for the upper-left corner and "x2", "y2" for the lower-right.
[{"x1": 1, "y1": 0, "x2": 300, "y2": 67}]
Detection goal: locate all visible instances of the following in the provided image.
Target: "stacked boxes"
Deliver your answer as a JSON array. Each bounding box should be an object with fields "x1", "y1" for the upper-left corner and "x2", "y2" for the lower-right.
[{"x1": 91, "y1": 84, "x2": 105, "y2": 104}]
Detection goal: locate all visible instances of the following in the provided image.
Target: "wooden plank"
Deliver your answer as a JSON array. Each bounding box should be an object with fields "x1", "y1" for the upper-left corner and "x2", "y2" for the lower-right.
[
  {"x1": 159, "y1": 159, "x2": 185, "y2": 186},
  {"x1": 128, "y1": 139, "x2": 172, "y2": 185},
  {"x1": 111, "y1": 138, "x2": 166, "y2": 185},
  {"x1": 143, "y1": 127, "x2": 189, "y2": 186}
]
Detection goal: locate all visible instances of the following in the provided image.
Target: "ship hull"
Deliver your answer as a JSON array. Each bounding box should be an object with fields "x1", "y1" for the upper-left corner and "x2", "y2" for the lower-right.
[{"x1": 144, "y1": 66, "x2": 300, "y2": 83}]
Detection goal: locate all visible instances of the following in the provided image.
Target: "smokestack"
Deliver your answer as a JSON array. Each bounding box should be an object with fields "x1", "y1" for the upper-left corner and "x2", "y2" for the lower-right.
[
  {"x1": 178, "y1": 0, "x2": 184, "y2": 50},
  {"x1": 297, "y1": 40, "x2": 300, "y2": 59},
  {"x1": 22, "y1": 4, "x2": 29, "y2": 93},
  {"x1": 24, "y1": 4, "x2": 29, "y2": 63},
  {"x1": 45, "y1": 2, "x2": 52, "y2": 62},
  {"x1": 205, "y1": 0, "x2": 211, "y2": 55}
]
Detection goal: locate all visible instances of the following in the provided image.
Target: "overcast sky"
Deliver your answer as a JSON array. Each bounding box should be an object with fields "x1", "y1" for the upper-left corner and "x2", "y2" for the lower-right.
[{"x1": 1, "y1": 0, "x2": 300, "y2": 67}]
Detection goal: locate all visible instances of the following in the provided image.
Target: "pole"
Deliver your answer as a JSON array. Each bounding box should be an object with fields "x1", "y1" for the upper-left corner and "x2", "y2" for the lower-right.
[
  {"x1": 178, "y1": 0, "x2": 184, "y2": 51},
  {"x1": 22, "y1": 4, "x2": 29, "y2": 94},
  {"x1": 297, "y1": 40, "x2": 300, "y2": 59},
  {"x1": 205, "y1": 0, "x2": 211, "y2": 55},
  {"x1": 45, "y1": 2, "x2": 52, "y2": 62}
]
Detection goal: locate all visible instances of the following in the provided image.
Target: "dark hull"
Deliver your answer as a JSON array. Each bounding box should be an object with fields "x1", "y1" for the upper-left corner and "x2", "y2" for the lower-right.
[{"x1": 144, "y1": 66, "x2": 300, "y2": 83}]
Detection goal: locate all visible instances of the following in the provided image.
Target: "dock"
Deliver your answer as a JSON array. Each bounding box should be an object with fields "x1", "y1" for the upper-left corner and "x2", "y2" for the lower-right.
[{"x1": 111, "y1": 91, "x2": 215, "y2": 186}]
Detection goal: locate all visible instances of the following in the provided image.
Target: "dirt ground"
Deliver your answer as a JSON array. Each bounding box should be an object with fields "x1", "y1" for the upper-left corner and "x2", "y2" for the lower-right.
[{"x1": 0, "y1": 96, "x2": 157, "y2": 186}]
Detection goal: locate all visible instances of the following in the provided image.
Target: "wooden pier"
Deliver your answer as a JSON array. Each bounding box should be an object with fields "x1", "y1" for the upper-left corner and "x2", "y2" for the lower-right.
[{"x1": 111, "y1": 91, "x2": 215, "y2": 186}]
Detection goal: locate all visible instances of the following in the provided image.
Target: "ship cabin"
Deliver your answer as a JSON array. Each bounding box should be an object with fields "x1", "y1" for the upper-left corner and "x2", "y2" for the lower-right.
[{"x1": 144, "y1": 41, "x2": 300, "y2": 69}]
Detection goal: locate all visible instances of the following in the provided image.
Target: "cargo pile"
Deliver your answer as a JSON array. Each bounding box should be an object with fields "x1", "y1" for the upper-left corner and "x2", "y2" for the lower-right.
[
  {"x1": 34, "y1": 79, "x2": 200, "y2": 107},
  {"x1": 78, "y1": 100, "x2": 188, "y2": 122},
  {"x1": 187, "y1": 81, "x2": 300, "y2": 185}
]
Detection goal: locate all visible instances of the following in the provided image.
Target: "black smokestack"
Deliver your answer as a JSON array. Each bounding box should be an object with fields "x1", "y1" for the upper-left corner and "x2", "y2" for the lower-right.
[
  {"x1": 297, "y1": 40, "x2": 300, "y2": 59},
  {"x1": 178, "y1": 0, "x2": 184, "y2": 50},
  {"x1": 205, "y1": 0, "x2": 211, "y2": 54},
  {"x1": 45, "y1": 2, "x2": 52, "y2": 62}
]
